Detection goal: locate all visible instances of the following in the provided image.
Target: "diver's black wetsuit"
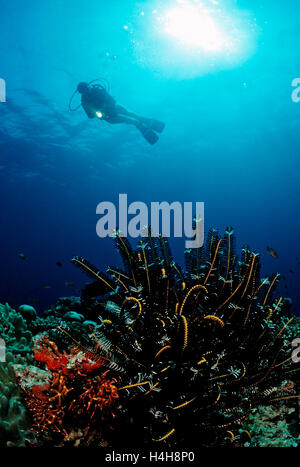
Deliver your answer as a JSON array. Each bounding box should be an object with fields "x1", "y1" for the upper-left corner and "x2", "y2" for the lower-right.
[{"x1": 80, "y1": 85, "x2": 165, "y2": 145}]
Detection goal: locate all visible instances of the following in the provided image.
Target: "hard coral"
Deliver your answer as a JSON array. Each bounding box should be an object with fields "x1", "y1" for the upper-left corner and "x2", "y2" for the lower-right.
[
  {"x1": 0, "y1": 303, "x2": 33, "y2": 364},
  {"x1": 0, "y1": 360, "x2": 34, "y2": 446}
]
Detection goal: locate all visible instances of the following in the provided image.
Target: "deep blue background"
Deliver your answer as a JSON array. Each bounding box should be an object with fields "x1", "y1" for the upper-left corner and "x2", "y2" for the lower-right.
[{"x1": 0, "y1": 0, "x2": 299, "y2": 314}]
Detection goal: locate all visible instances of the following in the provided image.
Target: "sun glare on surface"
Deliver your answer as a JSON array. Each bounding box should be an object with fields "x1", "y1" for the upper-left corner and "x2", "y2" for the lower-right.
[
  {"x1": 131, "y1": 0, "x2": 257, "y2": 78},
  {"x1": 165, "y1": 4, "x2": 225, "y2": 51}
]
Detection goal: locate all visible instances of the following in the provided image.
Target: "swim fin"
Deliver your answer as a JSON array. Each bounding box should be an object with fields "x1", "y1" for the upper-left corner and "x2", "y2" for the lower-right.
[
  {"x1": 139, "y1": 117, "x2": 165, "y2": 133},
  {"x1": 136, "y1": 123, "x2": 159, "y2": 145},
  {"x1": 150, "y1": 119, "x2": 165, "y2": 133}
]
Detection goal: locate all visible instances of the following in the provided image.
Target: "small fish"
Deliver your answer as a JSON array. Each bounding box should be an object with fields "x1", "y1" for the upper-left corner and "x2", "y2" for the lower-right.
[
  {"x1": 42, "y1": 284, "x2": 51, "y2": 289},
  {"x1": 56, "y1": 262, "x2": 63, "y2": 267},
  {"x1": 19, "y1": 253, "x2": 26, "y2": 260},
  {"x1": 289, "y1": 269, "x2": 294, "y2": 274},
  {"x1": 29, "y1": 298, "x2": 40, "y2": 304},
  {"x1": 267, "y1": 246, "x2": 278, "y2": 259},
  {"x1": 65, "y1": 282, "x2": 74, "y2": 287}
]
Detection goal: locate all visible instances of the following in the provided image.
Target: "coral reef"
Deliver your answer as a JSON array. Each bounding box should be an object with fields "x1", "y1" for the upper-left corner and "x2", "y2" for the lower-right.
[
  {"x1": 0, "y1": 358, "x2": 34, "y2": 446},
  {"x1": 69, "y1": 228, "x2": 299, "y2": 447},
  {"x1": 245, "y1": 402, "x2": 299, "y2": 447},
  {"x1": 0, "y1": 303, "x2": 32, "y2": 364},
  {"x1": 15, "y1": 334, "x2": 119, "y2": 445},
  {"x1": 0, "y1": 303, "x2": 35, "y2": 446},
  {"x1": 0, "y1": 227, "x2": 299, "y2": 447}
]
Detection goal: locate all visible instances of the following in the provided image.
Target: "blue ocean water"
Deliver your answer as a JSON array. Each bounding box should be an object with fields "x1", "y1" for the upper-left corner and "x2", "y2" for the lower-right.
[{"x1": 0, "y1": 0, "x2": 299, "y2": 314}]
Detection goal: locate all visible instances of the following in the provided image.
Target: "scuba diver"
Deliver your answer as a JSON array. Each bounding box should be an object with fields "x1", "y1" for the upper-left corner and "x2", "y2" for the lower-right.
[{"x1": 74, "y1": 81, "x2": 165, "y2": 145}]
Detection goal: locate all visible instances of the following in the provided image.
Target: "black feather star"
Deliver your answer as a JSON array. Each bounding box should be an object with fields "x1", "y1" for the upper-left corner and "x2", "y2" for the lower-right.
[{"x1": 72, "y1": 228, "x2": 299, "y2": 447}]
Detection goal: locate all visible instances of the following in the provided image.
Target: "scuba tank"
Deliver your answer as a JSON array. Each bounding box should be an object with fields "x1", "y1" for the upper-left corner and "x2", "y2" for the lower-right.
[{"x1": 69, "y1": 78, "x2": 111, "y2": 112}]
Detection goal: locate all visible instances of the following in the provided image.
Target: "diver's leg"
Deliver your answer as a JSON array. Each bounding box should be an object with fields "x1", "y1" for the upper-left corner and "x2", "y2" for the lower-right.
[
  {"x1": 115, "y1": 105, "x2": 139, "y2": 120},
  {"x1": 116, "y1": 105, "x2": 165, "y2": 133},
  {"x1": 138, "y1": 117, "x2": 166, "y2": 133},
  {"x1": 106, "y1": 115, "x2": 137, "y2": 125},
  {"x1": 106, "y1": 110, "x2": 159, "y2": 145}
]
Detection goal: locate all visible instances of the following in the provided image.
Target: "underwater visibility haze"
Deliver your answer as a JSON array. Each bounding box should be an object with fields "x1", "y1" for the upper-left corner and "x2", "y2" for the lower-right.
[{"x1": 0, "y1": 0, "x2": 299, "y2": 449}]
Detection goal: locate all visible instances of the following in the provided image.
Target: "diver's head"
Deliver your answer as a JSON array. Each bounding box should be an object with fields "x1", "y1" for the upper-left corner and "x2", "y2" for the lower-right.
[{"x1": 77, "y1": 82, "x2": 90, "y2": 95}]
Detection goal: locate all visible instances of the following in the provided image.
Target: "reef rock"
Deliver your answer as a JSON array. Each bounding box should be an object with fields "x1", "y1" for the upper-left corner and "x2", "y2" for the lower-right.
[
  {"x1": 18, "y1": 305, "x2": 37, "y2": 322},
  {"x1": 63, "y1": 311, "x2": 84, "y2": 322}
]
